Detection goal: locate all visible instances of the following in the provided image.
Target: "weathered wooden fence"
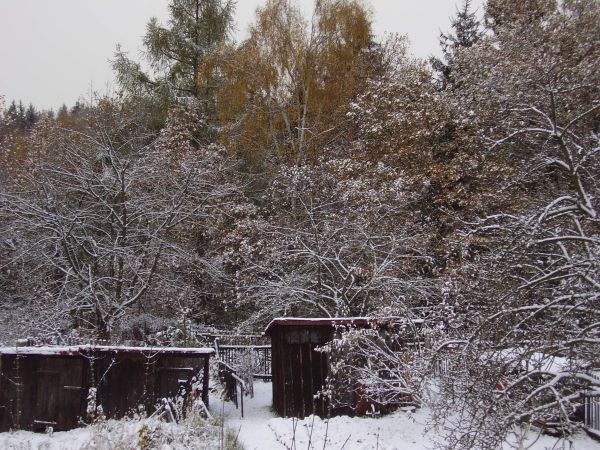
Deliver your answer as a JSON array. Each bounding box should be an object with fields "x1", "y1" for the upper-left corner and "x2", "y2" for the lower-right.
[
  {"x1": 201, "y1": 331, "x2": 272, "y2": 381},
  {"x1": 216, "y1": 361, "x2": 246, "y2": 417},
  {"x1": 432, "y1": 356, "x2": 451, "y2": 377},
  {"x1": 585, "y1": 393, "x2": 600, "y2": 435},
  {"x1": 216, "y1": 344, "x2": 272, "y2": 380},
  {"x1": 203, "y1": 331, "x2": 272, "y2": 417},
  {"x1": 203, "y1": 333, "x2": 271, "y2": 380},
  {"x1": 194, "y1": 331, "x2": 268, "y2": 347}
]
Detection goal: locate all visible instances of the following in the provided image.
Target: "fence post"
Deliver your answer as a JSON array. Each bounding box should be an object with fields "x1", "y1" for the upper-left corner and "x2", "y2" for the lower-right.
[
  {"x1": 584, "y1": 393, "x2": 600, "y2": 434},
  {"x1": 240, "y1": 383, "x2": 244, "y2": 418}
]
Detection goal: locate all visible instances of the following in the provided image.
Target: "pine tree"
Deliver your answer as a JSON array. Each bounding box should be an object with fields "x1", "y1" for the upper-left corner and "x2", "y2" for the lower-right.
[
  {"x1": 24, "y1": 104, "x2": 39, "y2": 131},
  {"x1": 430, "y1": 0, "x2": 482, "y2": 90}
]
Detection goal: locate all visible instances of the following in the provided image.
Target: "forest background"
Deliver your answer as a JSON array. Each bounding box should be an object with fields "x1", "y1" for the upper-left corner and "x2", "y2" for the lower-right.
[{"x1": 0, "y1": 1, "x2": 598, "y2": 448}]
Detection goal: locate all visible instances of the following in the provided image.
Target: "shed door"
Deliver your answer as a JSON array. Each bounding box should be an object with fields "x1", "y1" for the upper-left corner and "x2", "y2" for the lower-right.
[
  {"x1": 157, "y1": 368, "x2": 195, "y2": 400},
  {"x1": 33, "y1": 368, "x2": 60, "y2": 429},
  {"x1": 33, "y1": 358, "x2": 85, "y2": 431}
]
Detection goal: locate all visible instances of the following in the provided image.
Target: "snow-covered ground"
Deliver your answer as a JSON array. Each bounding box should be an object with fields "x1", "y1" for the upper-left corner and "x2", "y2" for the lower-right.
[
  {"x1": 215, "y1": 380, "x2": 599, "y2": 450},
  {"x1": 210, "y1": 380, "x2": 282, "y2": 449},
  {"x1": 212, "y1": 380, "x2": 435, "y2": 449},
  {"x1": 1, "y1": 380, "x2": 598, "y2": 449},
  {"x1": 0, "y1": 416, "x2": 222, "y2": 449}
]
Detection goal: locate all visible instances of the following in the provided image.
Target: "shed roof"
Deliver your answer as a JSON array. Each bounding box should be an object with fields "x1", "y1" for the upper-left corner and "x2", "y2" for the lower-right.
[
  {"x1": 0, "y1": 345, "x2": 215, "y2": 356},
  {"x1": 263, "y1": 317, "x2": 401, "y2": 335}
]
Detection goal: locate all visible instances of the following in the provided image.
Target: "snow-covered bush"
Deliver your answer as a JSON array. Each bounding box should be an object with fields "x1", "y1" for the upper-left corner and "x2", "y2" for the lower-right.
[{"x1": 321, "y1": 322, "x2": 423, "y2": 415}]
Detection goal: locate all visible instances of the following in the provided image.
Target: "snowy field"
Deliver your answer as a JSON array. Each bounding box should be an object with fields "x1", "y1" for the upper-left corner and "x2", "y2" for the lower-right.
[{"x1": 1, "y1": 380, "x2": 598, "y2": 449}]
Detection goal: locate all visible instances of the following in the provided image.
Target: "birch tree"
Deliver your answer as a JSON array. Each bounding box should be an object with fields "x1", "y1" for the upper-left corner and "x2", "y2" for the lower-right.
[{"x1": 217, "y1": 0, "x2": 372, "y2": 165}]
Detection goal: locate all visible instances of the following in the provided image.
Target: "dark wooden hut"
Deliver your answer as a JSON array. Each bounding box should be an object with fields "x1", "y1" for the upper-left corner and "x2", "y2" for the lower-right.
[
  {"x1": 264, "y1": 317, "x2": 403, "y2": 418},
  {"x1": 0, "y1": 345, "x2": 213, "y2": 432}
]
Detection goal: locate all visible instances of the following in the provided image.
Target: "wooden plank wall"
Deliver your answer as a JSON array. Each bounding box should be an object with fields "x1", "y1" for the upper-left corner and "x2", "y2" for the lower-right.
[
  {"x1": 271, "y1": 328, "x2": 282, "y2": 415},
  {"x1": 0, "y1": 355, "x2": 85, "y2": 431},
  {"x1": 268, "y1": 321, "x2": 415, "y2": 419},
  {"x1": 0, "y1": 351, "x2": 211, "y2": 432}
]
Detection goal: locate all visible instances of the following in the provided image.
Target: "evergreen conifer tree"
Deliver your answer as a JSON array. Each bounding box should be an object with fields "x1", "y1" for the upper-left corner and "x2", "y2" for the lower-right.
[
  {"x1": 430, "y1": 0, "x2": 482, "y2": 90},
  {"x1": 7, "y1": 101, "x2": 17, "y2": 120},
  {"x1": 24, "y1": 104, "x2": 39, "y2": 131},
  {"x1": 56, "y1": 104, "x2": 69, "y2": 123},
  {"x1": 112, "y1": 0, "x2": 235, "y2": 128}
]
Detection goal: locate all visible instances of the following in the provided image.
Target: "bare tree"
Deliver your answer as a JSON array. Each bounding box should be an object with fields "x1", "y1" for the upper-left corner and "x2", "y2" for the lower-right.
[
  {"x1": 0, "y1": 100, "x2": 237, "y2": 341},
  {"x1": 235, "y1": 155, "x2": 439, "y2": 327},
  {"x1": 430, "y1": 1, "x2": 600, "y2": 447}
]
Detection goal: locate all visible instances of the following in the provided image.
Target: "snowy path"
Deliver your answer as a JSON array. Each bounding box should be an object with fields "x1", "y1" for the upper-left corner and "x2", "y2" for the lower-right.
[
  {"x1": 210, "y1": 380, "x2": 436, "y2": 450},
  {"x1": 214, "y1": 382, "x2": 435, "y2": 449},
  {"x1": 266, "y1": 407, "x2": 435, "y2": 450},
  {"x1": 210, "y1": 380, "x2": 284, "y2": 450}
]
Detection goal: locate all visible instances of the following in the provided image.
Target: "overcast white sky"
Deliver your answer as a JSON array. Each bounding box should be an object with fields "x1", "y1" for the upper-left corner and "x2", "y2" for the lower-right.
[{"x1": 0, "y1": 0, "x2": 483, "y2": 111}]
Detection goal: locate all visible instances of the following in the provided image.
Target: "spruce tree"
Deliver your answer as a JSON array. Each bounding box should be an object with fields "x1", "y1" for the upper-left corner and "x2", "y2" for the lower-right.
[
  {"x1": 24, "y1": 104, "x2": 39, "y2": 131},
  {"x1": 7, "y1": 101, "x2": 17, "y2": 119},
  {"x1": 7, "y1": 101, "x2": 28, "y2": 131},
  {"x1": 430, "y1": 0, "x2": 482, "y2": 90}
]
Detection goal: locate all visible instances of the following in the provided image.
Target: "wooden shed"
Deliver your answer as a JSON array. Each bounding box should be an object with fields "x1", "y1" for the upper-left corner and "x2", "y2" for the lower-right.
[
  {"x1": 0, "y1": 345, "x2": 213, "y2": 432},
  {"x1": 264, "y1": 317, "x2": 402, "y2": 418}
]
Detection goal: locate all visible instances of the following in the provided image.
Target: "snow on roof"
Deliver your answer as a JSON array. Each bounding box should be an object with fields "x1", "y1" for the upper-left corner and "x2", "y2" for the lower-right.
[
  {"x1": 0, "y1": 345, "x2": 215, "y2": 356},
  {"x1": 263, "y1": 317, "x2": 403, "y2": 335}
]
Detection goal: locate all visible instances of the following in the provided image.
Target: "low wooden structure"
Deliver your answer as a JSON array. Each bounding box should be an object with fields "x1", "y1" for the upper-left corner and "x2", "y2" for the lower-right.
[
  {"x1": 265, "y1": 317, "x2": 403, "y2": 418},
  {"x1": 0, "y1": 345, "x2": 213, "y2": 432}
]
